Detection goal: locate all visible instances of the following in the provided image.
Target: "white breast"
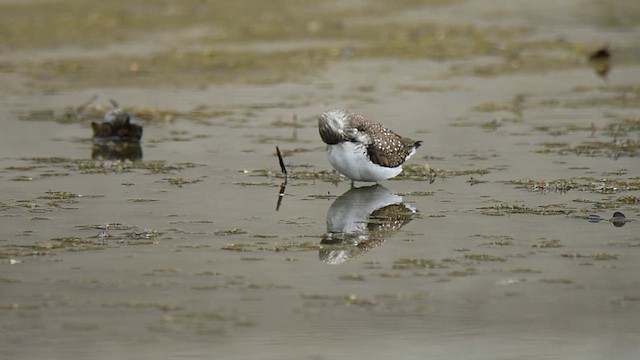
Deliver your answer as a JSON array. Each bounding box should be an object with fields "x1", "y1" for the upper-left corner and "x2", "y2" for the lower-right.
[{"x1": 327, "y1": 142, "x2": 403, "y2": 182}]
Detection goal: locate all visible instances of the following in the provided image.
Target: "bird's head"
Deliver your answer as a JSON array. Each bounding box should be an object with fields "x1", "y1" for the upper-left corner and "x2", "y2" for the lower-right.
[{"x1": 318, "y1": 109, "x2": 349, "y2": 145}]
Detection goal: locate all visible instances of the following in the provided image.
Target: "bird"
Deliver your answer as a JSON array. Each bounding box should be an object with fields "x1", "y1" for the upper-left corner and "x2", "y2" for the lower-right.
[{"x1": 318, "y1": 109, "x2": 422, "y2": 184}]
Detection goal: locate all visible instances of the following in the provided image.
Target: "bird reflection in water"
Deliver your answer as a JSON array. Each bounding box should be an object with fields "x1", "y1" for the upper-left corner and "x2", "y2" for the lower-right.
[{"x1": 320, "y1": 185, "x2": 416, "y2": 264}]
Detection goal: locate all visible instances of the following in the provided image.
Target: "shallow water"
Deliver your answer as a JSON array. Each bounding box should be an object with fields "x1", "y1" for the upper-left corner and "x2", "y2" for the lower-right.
[{"x1": 1, "y1": 0, "x2": 639, "y2": 359}]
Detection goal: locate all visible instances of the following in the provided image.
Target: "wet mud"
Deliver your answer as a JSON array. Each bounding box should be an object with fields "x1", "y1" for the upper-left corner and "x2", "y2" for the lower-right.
[{"x1": 1, "y1": 0, "x2": 639, "y2": 359}]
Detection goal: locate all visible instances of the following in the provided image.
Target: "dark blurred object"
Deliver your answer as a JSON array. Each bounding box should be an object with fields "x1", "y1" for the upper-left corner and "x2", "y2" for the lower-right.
[
  {"x1": 91, "y1": 108, "x2": 143, "y2": 141},
  {"x1": 612, "y1": 211, "x2": 626, "y2": 228},
  {"x1": 589, "y1": 45, "x2": 610, "y2": 61},
  {"x1": 587, "y1": 214, "x2": 602, "y2": 223},
  {"x1": 91, "y1": 102, "x2": 143, "y2": 160},
  {"x1": 92, "y1": 141, "x2": 142, "y2": 161},
  {"x1": 588, "y1": 45, "x2": 611, "y2": 80}
]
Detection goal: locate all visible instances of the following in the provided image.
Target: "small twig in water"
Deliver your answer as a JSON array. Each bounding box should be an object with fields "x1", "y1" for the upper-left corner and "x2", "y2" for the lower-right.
[
  {"x1": 276, "y1": 146, "x2": 288, "y2": 177},
  {"x1": 275, "y1": 146, "x2": 288, "y2": 211}
]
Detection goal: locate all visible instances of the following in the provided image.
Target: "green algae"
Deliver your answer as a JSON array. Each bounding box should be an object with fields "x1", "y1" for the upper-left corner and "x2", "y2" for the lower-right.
[
  {"x1": 37, "y1": 191, "x2": 80, "y2": 200},
  {"x1": 500, "y1": 176, "x2": 639, "y2": 213},
  {"x1": 561, "y1": 253, "x2": 620, "y2": 260},
  {"x1": 163, "y1": 177, "x2": 204, "y2": 187},
  {"x1": 2, "y1": 236, "x2": 105, "y2": 258},
  {"x1": 532, "y1": 239, "x2": 563, "y2": 248},
  {"x1": 12, "y1": 157, "x2": 197, "y2": 177},
  {"x1": 447, "y1": 268, "x2": 478, "y2": 277},
  {"x1": 20, "y1": 103, "x2": 233, "y2": 126},
  {"x1": 215, "y1": 228, "x2": 248, "y2": 236},
  {"x1": 478, "y1": 202, "x2": 574, "y2": 216},
  {"x1": 338, "y1": 274, "x2": 366, "y2": 281},
  {"x1": 399, "y1": 164, "x2": 490, "y2": 181},
  {"x1": 392, "y1": 258, "x2": 447, "y2": 270},
  {"x1": 510, "y1": 268, "x2": 542, "y2": 274},
  {"x1": 540, "y1": 278, "x2": 574, "y2": 284},
  {"x1": 4, "y1": 0, "x2": 615, "y2": 90},
  {"x1": 464, "y1": 254, "x2": 506, "y2": 262},
  {"x1": 221, "y1": 240, "x2": 327, "y2": 253}
]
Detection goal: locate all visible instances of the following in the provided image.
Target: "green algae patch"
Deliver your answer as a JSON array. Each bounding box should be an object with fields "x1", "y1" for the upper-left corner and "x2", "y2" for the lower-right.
[
  {"x1": 4, "y1": 0, "x2": 599, "y2": 90},
  {"x1": 2, "y1": 236, "x2": 106, "y2": 257},
  {"x1": 447, "y1": 268, "x2": 478, "y2": 277},
  {"x1": 561, "y1": 253, "x2": 620, "y2": 260},
  {"x1": 540, "y1": 278, "x2": 574, "y2": 284},
  {"x1": 15, "y1": 157, "x2": 197, "y2": 177},
  {"x1": 19, "y1": 102, "x2": 234, "y2": 126},
  {"x1": 246, "y1": 166, "x2": 339, "y2": 183},
  {"x1": 338, "y1": 274, "x2": 366, "y2": 281},
  {"x1": 215, "y1": 228, "x2": 248, "y2": 236},
  {"x1": 510, "y1": 268, "x2": 542, "y2": 274},
  {"x1": 222, "y1": 241, "x2": 326, "y2": 253},
  {"x1": 127, "y1": 198, "x2": 159, "y2": 203},
  {"x1": 553, "y1": 140, "x2": 639, "y2": 158},
  {"x1": 473, "y1": 234, "x2": 514, "y2": 247},
  {"x1": 399, "y1": 164, "x2": 491, "y2": 181},
  {"x1": 464, "y1": 254, "x2": 506, "y2": 262},
  {"x1": 478, "y1": 202, "x2": 574, "y2": 216},
  {"x1": 26, "y1": 47, "x2": 339, "y2": 90},
  {"x1": 616, "y1": 195, "x2": 640, "y2": 204},
  {"x1": 392, "y1": 258, "x2": 447, "y2": 270},
  {"x1": 532, "y1": 239, "x2": 563, "y2": 248},
  {"x1": 163, "y1": 177, "x2": 204, "y2": 187},
  {"x1": 502, "y1": 176, "x2": 640, "y2": 195}
]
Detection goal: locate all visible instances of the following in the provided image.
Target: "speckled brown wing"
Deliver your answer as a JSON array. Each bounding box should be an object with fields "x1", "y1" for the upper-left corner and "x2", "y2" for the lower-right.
[{"x1": 348, "y1": 113, "x2": 420, "y2": 168}]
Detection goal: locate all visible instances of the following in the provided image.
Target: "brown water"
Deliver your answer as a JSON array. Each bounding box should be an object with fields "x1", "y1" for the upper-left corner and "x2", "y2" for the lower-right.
[{"x1": 1, "y1": 1, "x2": 639, "y2": 359}]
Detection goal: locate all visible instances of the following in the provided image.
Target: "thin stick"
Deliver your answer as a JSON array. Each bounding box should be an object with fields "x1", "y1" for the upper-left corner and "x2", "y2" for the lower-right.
[
  {"x1": 276, "y1": 146, "x2": 288, "y2": 177},
  {"x1": 275, "y1": 146, "x2": 288, "y2": 211},
  {"x1": 276, "y1": 182, "x2": 286, "y2": 211}
]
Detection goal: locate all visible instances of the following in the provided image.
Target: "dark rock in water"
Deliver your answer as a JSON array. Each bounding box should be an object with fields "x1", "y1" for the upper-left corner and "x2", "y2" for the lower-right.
[
  {"x1": 91, "y1": 109, "x2": 143, "y2": 142},
  {"x1": 588, "y1": 45, "x2": 611, "y2": 80},
  {"x1": 589, "y1": 46, "x2": 610, "y2": 61},
  {"x1": 612, "y1": 211, "x2": 626, "y2": 228},
  {"x1": 91, "y1": 107, "x2": 143, "y2": 160}
]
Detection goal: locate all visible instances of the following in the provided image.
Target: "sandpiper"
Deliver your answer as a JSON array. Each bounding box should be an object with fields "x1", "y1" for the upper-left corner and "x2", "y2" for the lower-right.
[{"x1": 318, "y1": 109, "x2": 422, "y2": 183}]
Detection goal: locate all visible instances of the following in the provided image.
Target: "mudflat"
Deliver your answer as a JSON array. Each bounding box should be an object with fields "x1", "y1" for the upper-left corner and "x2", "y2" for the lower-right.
[{"x1": 1, "y1": 1, "x2": 639, "y2": 359}]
